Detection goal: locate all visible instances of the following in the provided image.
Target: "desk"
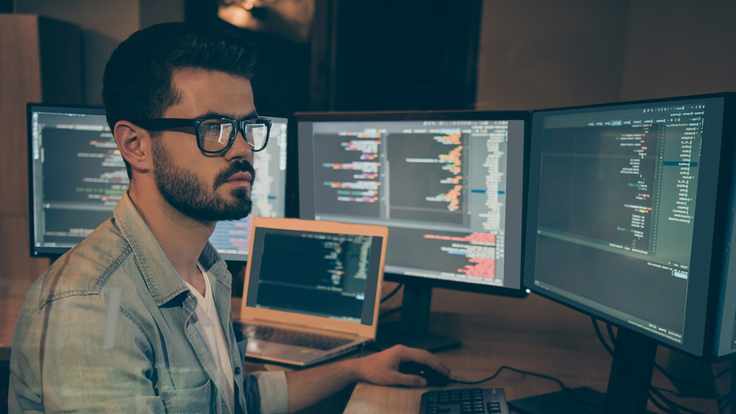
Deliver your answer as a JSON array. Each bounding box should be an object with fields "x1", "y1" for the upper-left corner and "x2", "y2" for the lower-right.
[
  {"x1": 344, "y1": 290, "x2": 725, "y2": 414},
  {"x1": 2, "y1": 290, "x2": 729, "y2": 412}
]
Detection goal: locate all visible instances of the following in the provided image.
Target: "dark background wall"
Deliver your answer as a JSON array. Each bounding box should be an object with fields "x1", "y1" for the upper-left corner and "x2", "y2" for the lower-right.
[
  {"x1": 476, "y1": 0, "x2": 736, "y2": 110},
  {"x1": 10, "y1": 1, "x2": 736, "y2": 110},
  {"x1": 618, "y1": 1, "x2": 736, "y2": 100},
  {"x1": 13, "y1": 0, "x2": 184, "y2": 104}
]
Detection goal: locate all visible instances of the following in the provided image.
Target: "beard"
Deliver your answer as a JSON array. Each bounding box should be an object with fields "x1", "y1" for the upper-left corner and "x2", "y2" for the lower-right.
[{"x1": 152, "y1": 142, "x2": 254, "y2": 222}]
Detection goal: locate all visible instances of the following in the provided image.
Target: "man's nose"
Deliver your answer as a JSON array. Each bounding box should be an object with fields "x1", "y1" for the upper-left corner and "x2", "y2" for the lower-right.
[{"x1": 225, "y1": 126, "x2": 253, "y2": 160}]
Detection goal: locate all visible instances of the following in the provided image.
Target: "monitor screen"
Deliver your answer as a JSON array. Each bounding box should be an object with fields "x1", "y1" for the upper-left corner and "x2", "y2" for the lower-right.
[
  {"x1": 524, "y1": 96, "x2": 727, "y2": 356},
  {"x1": 245, "y1": 224, "x2": 384, "y2": 324},
  {"x1": 211, "y1": 116, "x2": 288, "y2": 261},
  {"x1": 28, "y1": 105, "x2": 124, "y2": 255},
  {"x1": 298, "y1": 111, "x2": 527, "y2": 294},
  {"x1": 28, "y1": 104, "x2": 287, "y2": 260}
]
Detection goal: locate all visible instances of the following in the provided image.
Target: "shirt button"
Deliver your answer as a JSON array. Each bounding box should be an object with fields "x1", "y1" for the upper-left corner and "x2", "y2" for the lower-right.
[{"x1": 234, "y1": 366, "x2": 241, "y2": 375}]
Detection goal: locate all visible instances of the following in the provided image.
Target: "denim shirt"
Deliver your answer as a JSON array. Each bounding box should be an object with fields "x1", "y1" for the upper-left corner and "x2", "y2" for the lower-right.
[{"x1": 8, "y1": 193, "x2": 288, "y2": 413}]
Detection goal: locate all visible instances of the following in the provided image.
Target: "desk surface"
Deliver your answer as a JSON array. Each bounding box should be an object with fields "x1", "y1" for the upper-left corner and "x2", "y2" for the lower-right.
[
  {"x1": 344, "y1": 289, "x2": 725, "y2": 414},
  {"x1": 345, "y1": 292, "x2": 610, "y2": 413},
  {"x1": 2, "y1": 287, "x2": 727, "y2": 413}
]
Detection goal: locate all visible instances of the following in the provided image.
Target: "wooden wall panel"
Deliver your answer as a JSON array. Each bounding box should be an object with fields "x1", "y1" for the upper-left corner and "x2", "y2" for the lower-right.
[
  {"x1": 619, "y1": 0, "x2": 736, "y2": 100},
  {"x1": 0, "y1": 15, "x2": 82, "y2": 292},
  {"x1": 475, "y1": 0, "x2": 629, "y2": 110},
  {"x1": 0, "y1": 15, "x2": 42, "y2": 218}
]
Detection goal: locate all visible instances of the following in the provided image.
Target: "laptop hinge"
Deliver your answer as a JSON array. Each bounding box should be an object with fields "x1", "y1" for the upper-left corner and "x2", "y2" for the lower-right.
[{"x1": 238, "y1": 318, "x2": 363, "y2": 339}]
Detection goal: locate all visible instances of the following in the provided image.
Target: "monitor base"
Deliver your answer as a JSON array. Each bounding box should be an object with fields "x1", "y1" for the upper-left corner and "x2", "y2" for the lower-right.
[
  {"x1": 509, "y1": 387, "x2": 604, "y2": 414},
  {"x1": 511, "y1": 327, "x2": 658, "y2": 414},
  {"x1": 375, "y1": 321, "x2": 461, "y2": 352}
]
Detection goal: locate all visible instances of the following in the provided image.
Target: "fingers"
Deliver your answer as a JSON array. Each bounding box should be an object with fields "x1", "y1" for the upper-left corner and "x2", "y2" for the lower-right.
[
  {"x1": 387, "y1": 372, "x2": 427, "y2": 387},
  {"x1": 396, "y1": 346, "x2": 451, "y2": 376}
]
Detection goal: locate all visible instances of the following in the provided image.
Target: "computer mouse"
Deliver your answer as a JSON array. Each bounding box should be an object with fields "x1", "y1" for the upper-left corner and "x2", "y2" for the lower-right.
[{"x1": 398, "y1": 361, "x2": 451, "y2": 387}]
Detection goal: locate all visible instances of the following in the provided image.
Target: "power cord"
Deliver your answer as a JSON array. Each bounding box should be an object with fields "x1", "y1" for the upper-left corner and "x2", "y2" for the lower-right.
[
  {"x1": 379, "y1": 306, "x2": 402, "y2": 319},
  {"x1": 381, "y1": 283, "x2": 403, "y2": 304},
  {"x1": 450, "y1": 365, "x2": 570, "y2": 389}
]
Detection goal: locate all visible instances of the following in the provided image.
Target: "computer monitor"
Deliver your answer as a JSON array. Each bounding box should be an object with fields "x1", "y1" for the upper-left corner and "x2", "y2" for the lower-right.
[
  {"x1": 27, "y1": 104, "x2": 288, "y2": 261},
  {"x1": 211, "y1": 116, "x2": 289, "y2": 261},
  {"x1": 27, "y1": 104, "x2": 124, "y2": 256},
  {"x1": 297, "y1": 111, "x2": 529, "y2": 350},
  {"x1": 521, "y1": 93, "x2": 736, "y2": 413}
]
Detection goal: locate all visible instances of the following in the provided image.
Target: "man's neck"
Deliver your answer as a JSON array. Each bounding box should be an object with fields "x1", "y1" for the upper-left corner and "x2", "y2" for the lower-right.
[{"x1": 127, "y1": 184, "x2": 214, "y2": 287}]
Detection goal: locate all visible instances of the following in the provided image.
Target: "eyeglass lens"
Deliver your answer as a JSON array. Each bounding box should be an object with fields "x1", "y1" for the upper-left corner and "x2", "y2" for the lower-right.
[{"x1": 198, "y1": 119, "x2": 267, "y2": 152}]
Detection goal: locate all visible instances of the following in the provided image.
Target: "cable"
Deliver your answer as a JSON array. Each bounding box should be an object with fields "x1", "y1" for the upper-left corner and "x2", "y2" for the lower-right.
[
  {"x1": 649, "y1": 387, "x2": 707, "y2": 414},
  {"x1": 606, "y1": 321, "x2": 617, "y2": 343},
  {"x1": 380, "y1": 283, "x2": 403, "y2": 304},
  {"x1": 590, "y1": 317, "x2": 719, "y2": 413},
  {"x1": 450, "y1": 365, "x2": 601, "y2": 413},
  {"x1": 653, "y1": 386, "x2": 695, "y2": 398},
  {"x1": 450, "y1": 365, "x2": 569, "y2": 390},
  {"x1": 592, "y1": 317, "x2": 614, "y2": 356},
  {"x1": 379, "y1": 306, "x2": 402, "y2": 319},
  {"x1": 595, "y1": 318, "x2": 691, "y2": 389},
  {"x1": 649, "y1": 389, "x2": 677, "y2": 413}
]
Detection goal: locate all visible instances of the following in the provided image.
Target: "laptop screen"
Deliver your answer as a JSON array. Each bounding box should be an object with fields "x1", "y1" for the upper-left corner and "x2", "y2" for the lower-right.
[{"x1": 246, "y1": 227, "x2": 384, "y2": 325}]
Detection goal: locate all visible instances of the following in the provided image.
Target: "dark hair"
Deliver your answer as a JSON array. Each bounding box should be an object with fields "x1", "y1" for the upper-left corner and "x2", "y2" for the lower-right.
[{"x1": 102, "y1": 22, "x2": 256, "y2": 178}]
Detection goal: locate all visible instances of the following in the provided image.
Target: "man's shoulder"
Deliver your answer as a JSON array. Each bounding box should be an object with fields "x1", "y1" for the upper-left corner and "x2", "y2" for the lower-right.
[{"x1": 30, "y1": 218, "x2": 137, "y2": 310}]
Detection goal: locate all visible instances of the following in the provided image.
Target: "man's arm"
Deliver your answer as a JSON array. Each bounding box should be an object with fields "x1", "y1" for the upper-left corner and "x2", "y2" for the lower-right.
[
  {"x1": 285, "y1": 345, "x2": 449, "y2": 413},
  {"x1": 10, "y1": 292, "x2": 165, "y2": 413}
]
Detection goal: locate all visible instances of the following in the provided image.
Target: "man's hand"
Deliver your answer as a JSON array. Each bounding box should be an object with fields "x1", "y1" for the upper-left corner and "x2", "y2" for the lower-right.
[
  {"x1": 351, "y1": 345, "x2": 451, "y2": 387},
  {"x1": 286, "y1": 345, "x2": 451, "y2": 411}
]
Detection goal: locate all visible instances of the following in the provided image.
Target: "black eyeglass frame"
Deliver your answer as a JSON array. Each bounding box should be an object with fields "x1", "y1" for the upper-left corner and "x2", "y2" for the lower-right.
[{"x1": 132, "y1": 115, "x2": 272, "y2": 156}]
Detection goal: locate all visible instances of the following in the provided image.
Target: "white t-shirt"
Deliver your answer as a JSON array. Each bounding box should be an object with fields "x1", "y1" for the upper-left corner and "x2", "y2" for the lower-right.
[{"x1": 184, "y1": 265, "x2": 235, "y2": 412}]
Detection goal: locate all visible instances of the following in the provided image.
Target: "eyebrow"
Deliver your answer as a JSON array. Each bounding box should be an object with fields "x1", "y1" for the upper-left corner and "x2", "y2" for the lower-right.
[{"x1": 196, "y1": 110, "x2": 258, "y2": 119}]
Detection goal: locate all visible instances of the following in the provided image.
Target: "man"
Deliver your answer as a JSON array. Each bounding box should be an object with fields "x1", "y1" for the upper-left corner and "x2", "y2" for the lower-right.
[{"x1": 9, "y1": 22, "x2": 448, "y2": 413}]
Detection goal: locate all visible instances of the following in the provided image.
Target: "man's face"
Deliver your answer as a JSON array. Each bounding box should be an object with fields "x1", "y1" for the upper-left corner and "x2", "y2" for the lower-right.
[{"x1": 152, "y1": 68, "x2": 256, "y2": 222}]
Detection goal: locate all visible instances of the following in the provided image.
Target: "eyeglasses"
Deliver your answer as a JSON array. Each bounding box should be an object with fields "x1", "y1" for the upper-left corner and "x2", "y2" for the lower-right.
[{"x1": 133, "y1": 115, "x2": 272, "y2": 155}]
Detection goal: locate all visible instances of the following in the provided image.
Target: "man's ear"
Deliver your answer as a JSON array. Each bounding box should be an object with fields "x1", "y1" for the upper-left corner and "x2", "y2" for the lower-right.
[{"x1": 114, "y1": 121, "x2": 153, "y2": 175}]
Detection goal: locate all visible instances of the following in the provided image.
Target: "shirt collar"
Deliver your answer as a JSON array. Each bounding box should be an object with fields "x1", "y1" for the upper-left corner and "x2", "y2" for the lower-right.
[{"x1": 113, "y1": 192, "x2": 232, "y2": 306}]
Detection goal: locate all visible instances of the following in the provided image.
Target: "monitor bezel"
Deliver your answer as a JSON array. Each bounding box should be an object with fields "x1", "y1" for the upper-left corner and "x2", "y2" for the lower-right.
[
  {"x1": 523, "y1": 92, "x2": 735, "y2": 358},
  {"x1": 295, "y1": 110, "x2": 530, "y2": 298},
  {"x1": 27, "y1": 103, "x2": 108, "y2": 257}
]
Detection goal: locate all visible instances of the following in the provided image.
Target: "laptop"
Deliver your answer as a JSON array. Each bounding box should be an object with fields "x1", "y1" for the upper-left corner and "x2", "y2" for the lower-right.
[{"x1": 237, "y1": 217, "x2": 388, "y2": 367}]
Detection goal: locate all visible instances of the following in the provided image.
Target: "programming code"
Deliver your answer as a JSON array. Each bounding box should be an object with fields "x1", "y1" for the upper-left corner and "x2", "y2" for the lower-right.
[
  {"x1": 247, "y1": 228, "x2": 383, "y2": 323},
  {"x1": 532, "y1": 100, "x2": 713, "y2": 345},
  {"x1": 30, "y1": 109, "x2": 127, "y2": 250},
  {"x1": 301, "y1": 119, "x2": 524, "y2": 287},
  {"x1": 30, "y1": 108, "x2": 287, "y2": 258}
]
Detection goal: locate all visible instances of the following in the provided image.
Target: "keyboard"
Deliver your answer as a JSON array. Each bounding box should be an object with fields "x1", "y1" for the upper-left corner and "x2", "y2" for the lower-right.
[
  {"x1": 420, "y1": 388, "x2": 508, "y2": 414},
  {"x1": 245, "y1": 325, "x2": 353, "y2": 351}
]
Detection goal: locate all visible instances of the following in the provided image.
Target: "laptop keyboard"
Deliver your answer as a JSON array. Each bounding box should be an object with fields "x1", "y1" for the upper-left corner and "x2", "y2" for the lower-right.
[{"x1": 246, "y1": 325, "x2": 353, "y2": 351}]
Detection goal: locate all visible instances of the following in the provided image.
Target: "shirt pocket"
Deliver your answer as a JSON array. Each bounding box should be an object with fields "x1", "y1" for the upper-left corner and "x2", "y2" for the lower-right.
[{"x1": 159, "y1": 378, "x2": 214, "y2": 413}]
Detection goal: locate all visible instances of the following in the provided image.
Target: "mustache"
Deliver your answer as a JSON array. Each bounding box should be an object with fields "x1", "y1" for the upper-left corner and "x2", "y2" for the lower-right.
[{"x1": 214, "y1": 159, "x2": 256, "y2": 188}]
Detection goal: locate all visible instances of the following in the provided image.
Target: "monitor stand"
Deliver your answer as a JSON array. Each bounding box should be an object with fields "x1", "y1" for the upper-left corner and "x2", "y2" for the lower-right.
[
  {"x1": 510, "y1": 326, "x2": 657, "y2": 414},
  {"x1": 226, "y1": 260, "x2": 247, "y2": 297},
  {"x1": 375, "y1": 280, "x2": 461, "y2": 352}
]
